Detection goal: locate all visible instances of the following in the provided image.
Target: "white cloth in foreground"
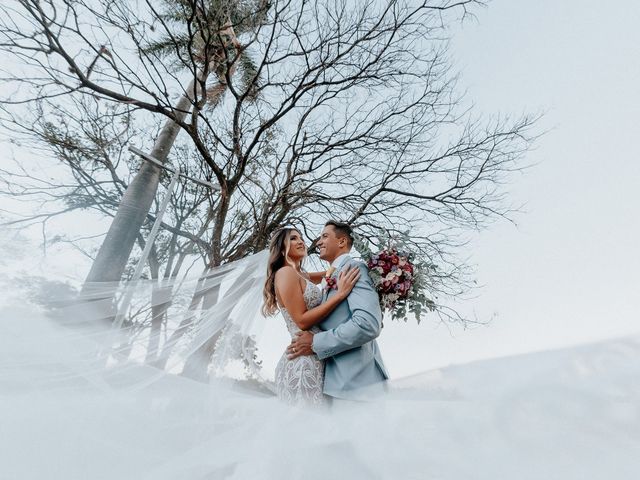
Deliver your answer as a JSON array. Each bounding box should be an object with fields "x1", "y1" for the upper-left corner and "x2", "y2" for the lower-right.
[
  {"x1": 1, "y1": 248, "x2": 639, "y2": 480},
  {"x1": 1, "y1": 301, "x2": 639, "y2": 480}
]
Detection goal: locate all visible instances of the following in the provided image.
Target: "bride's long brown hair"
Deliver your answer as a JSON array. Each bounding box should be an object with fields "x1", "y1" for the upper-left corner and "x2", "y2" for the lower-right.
[{"x1": 262, "y1": 227, "x2": 304, "y2": 316}]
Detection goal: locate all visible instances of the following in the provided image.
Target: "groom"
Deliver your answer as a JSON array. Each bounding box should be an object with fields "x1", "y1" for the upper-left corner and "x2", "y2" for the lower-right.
[{"x1": 287, "y1": 220, "x2": 388, "y2": 399}]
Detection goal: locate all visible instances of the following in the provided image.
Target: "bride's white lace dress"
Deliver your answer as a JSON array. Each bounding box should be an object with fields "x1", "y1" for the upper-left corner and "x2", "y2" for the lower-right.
[{"x1": 274, "y1": 279, "x2": 325, "y2": 405}]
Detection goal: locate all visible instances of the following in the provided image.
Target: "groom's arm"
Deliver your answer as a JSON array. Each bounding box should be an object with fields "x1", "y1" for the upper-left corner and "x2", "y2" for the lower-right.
[{"x1": 311, "y1": 261, "x2": 382, "y2": 360}]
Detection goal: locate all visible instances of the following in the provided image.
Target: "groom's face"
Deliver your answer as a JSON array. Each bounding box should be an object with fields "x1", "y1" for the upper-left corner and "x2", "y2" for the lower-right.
[{"x1": 317, "y1": 225, "x2": 344, "y2": 263}]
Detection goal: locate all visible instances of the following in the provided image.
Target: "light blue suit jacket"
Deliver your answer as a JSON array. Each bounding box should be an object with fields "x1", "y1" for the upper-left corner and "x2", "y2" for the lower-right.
[{"x1": 312, "y1": 255, "x2": 389, "y2": 399}]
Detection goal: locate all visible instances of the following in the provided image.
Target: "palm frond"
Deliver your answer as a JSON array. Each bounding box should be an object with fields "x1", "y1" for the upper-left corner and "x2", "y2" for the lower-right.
[
  {"x1": 237, "y1": 51, "x2": 260, "y2": 101},
  {"x1": 206, "y1": 82, "x2": 227, "y2": 107},
  {"x1": 231, "y1": 0, "x2": 272, "y2": 35},
  {"x1": 143, "y1": 35, "x2": 192, "y2": 59}
]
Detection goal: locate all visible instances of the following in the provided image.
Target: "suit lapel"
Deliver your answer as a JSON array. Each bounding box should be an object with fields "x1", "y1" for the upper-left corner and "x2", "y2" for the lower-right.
[{"x1": 322, "y1": 254, "x2": 351, "y2": 303}]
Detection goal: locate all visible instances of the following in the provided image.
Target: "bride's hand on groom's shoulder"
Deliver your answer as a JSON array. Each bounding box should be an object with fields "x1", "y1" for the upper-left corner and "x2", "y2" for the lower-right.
[{"x1": 336, "y1": 266, "x2": 360, "y2": 299}]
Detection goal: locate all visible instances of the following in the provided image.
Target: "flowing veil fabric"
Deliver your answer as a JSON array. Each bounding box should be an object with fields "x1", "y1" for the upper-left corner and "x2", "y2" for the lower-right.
[
  {"x1": 1, "y1": 250, "x2": 640, "y2": 479},
  {"x1": 1, "y1": 250, "x2": 277, "y2": 390}
]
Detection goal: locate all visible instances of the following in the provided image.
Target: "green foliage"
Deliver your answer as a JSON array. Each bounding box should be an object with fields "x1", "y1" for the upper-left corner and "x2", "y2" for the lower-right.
[{"x1": 143, "y1": 0, "x2": 268, "y2": 103}]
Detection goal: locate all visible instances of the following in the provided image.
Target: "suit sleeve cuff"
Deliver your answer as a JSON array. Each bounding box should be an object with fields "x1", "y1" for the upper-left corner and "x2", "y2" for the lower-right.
[{"x1": 312, "y1": 332, "x2": 333, "y2": 360}]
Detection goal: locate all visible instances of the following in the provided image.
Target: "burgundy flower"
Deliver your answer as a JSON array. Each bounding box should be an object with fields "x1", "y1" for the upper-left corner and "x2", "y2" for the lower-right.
[
  {"x1": 325, "y1": 276, "x2": 337, "y2": 291},
  {"x1": 365, "y1": 247, "x2": 417, "y2": 313}
]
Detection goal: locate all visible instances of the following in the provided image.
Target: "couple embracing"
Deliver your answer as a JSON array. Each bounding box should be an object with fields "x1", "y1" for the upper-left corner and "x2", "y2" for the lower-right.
[{"x1": 262, "y1": 221, "x2": 388, "y2": 404}]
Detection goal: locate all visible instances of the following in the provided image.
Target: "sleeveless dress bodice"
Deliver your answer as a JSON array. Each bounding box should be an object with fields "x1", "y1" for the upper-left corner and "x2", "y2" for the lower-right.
[
  {"x1": 275, "y1": 280, "x2": 325, "y2": 405},
  {"x1": 281, "y1": 279, "x2": 323, "y2": 337}
]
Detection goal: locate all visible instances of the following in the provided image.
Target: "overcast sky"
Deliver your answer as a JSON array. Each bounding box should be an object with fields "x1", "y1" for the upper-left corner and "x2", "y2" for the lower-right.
[
  {"x1": 378, "y1": 0, "x2": 640, "y2": 376},
  {"x1": 1, "y1": 0, "x2": 639, "y2": 377}
]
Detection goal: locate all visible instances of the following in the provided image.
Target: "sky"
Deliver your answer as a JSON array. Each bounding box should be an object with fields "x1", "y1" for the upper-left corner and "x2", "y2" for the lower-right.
[
  {"x1": 378, "y1": 0, "x2": 640, "y2": 376},
  {"x1": 1, "y1": 0, "x2": 639, "y2": 377}
]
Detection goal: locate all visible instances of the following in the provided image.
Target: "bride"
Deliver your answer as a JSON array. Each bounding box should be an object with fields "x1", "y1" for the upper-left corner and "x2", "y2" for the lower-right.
[{"x1": 261, "y1": 226, "x2": 360, "y2": 405}]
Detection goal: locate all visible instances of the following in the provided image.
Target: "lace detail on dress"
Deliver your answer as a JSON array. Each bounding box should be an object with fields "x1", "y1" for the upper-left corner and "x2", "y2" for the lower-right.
[{"x1": 275, "y1": 280, "x2": 325, "y2": 406}]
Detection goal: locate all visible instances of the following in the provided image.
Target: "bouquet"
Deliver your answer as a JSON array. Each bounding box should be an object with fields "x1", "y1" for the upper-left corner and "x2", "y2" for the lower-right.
[
  {"x1": 367, "y1": 249, "x2": 413, "y2": 310},
  {"x1": 356, "y1": 236, "x2": 436, "y2": 323}
]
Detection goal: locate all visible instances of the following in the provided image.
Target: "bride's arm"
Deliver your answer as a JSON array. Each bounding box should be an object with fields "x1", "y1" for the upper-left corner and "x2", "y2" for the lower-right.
[
  {"x1": 306, "y1": 271, "x2": 326, "y2": 285},
  {"x1": 311, "y1": 262, "x2": 382, "y2": 359},
  {"x1": 275, "y1": 267, "x2": 359, "y2": 330}
]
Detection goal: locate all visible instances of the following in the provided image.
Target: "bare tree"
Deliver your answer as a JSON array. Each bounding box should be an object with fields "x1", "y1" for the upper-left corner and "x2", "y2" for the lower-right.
[
  {"x1": 0, "y1": 0, "x2": 269, "y2": 285},
  {"x1": 0, "y1": 97, "x2": 216, "y2": 360},
  {"x1": 1, "y1": 0, "x2": 540, "y2": 375},
  {"x1": 0, "y1": 97, "x2": 213, "y2": 263}
]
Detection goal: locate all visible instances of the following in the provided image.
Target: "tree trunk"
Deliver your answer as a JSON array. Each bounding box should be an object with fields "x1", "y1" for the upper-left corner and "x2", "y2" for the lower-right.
[
  {"x1": 154, "y1": 267, "x2": 219, "y2": 370},
  {"x1": 145, "y1": 246, "x2": 171, "y2": 364},
  {"x1": 179, "y1": 276, "x2": 222, "y2": 381},
  {"x1": 82, "y1": 78, "x2": 201, "y2": 287},
  {"x1": 180, "y1": 260, "x2": 260, "y2": 381}
]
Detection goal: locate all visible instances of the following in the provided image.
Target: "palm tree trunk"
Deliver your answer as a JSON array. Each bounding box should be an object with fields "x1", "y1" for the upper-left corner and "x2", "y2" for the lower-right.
[{"x1": 83, "y1": 78, "x2": 201, "y2": 287}]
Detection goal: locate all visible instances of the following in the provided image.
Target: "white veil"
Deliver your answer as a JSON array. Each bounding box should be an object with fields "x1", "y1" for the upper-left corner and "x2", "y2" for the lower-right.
[
  {"x1": 2, "y1": 245, "x2": 640, "y2": 480},
  {"x1": 2, "y1": 249, "x2": 280, "y2": 395}
]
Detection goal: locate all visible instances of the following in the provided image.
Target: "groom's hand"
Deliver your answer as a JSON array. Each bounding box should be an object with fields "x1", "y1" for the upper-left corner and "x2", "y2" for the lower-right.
[{"x1": 287, "y1": 331, "x2": 314, "y2": 359}]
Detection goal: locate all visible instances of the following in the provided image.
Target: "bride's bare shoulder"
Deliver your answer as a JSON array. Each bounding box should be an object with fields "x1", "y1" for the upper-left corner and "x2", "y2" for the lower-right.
[{"x1": 274, "y1": 266, "x2": 297, "y2": 283}]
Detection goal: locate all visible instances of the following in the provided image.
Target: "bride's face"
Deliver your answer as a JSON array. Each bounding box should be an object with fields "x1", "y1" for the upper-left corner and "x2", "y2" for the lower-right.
[{"x1": 285, "y1": 230, "x2": 307, "y2": 262}]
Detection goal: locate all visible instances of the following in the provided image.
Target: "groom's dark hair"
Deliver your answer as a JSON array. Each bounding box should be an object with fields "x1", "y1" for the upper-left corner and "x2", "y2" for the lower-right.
[{"x1": 325, "y1": 220, "x2": 353, "y2": 248}]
